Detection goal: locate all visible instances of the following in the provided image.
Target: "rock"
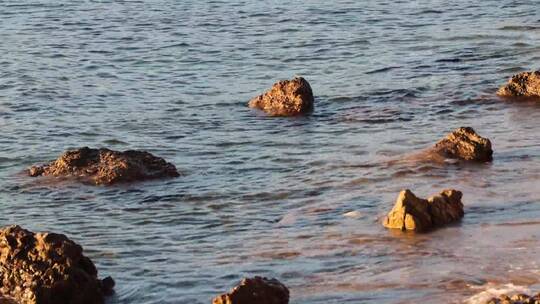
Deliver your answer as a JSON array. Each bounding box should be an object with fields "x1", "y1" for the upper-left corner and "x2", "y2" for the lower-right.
[
  {"x1": 428, "y1": 189, "x2": 464, "y2": 227},
  {"x1": 383, "y1": 189, "x2": 433, "y2": 232},
  {"x1": 432, "y1": 127, "x2": 493, "y2": 162},
  {"x1": 248, "y1": 77, "x2": 314, "y2": 116},
  {"x1": 0, "y1": 225, "x2": 113, "y2": 304},
  {"x1": 212, "y1": 276, "x2": 289, "y2": 304},
  {"x1": 485, "y1": 292, "x2": 540, "y2": 304},
  {"x1": 497, "y1": 71, "x2": 540, "y2": 98},
  {"x1": 383, "y1": 189, "x2": 464, "y2": 232},
  {"x1": 28, "y1": 147, "x2": 179, "y2": 185},
  {"x1": 486, "y1": 298, "x2": 499, "y2": 304},
  {"x1": 511, "y1": 294, "x2": 531, "y2": 302}
]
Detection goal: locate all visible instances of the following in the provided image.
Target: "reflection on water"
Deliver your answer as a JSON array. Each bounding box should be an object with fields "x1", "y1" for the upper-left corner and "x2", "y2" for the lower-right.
[{"x1": 0, "y1": 0, "x2": 539, "y2": 303}]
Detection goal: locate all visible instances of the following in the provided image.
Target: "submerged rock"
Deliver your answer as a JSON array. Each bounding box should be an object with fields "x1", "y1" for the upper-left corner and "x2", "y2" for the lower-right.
[
  {"x1": 383, "y1": 189, "x2": 464, "y2": 232},
  {"x1": 497, "y1": 71, "x2": 540, "y2": 98},
  {"x1": 28, "y1": 147, "x2": 179, "y2": 185},
  {"x1": 432, "y1": 127, "x2": 493, "y2": 162},
  {"x1": 0, "y1": 225, "x2": 114, "y2": 304},
  {"x1": 248, "y1": 77, "x2": 314, "y2": 116},
  {"x1": 212, "y1": 276, "x2": 289, "y2": 304}
]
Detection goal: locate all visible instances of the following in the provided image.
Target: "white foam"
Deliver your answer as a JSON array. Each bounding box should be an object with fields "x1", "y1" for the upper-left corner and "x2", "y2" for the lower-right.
[
  {"x1": 343, "y1": 210, "x2": 362, "y2": 218},
  {"x1": 465, "y1": 283, "x2": 530, "y2": 304}
]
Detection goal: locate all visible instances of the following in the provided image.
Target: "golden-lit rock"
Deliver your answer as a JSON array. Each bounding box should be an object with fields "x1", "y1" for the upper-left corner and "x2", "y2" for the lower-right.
[
  {"x1": 497, "y1": 71, "x2": 540, "y2": 98},
  {"x1": 383, "y1": 189, "x2": 432, "y2": 232},
  {"x1": 484, "y1": 292, "x2": 540, "y2": 304},
  {"x1": 383, "y1": 189, "x2": 464, "y2": 232},
  {"x1": 249, "y1": 77, "x2": 314, "y2": 116},
  {"x1": 28, "y1": 147, "x2": 179, "y2": 185},
  {"x1": 0, "y1": 225, "x2": 114, "y2": 304},
  {"x1": 432, "y1": 127, "x2": 493, "y2": 162}
]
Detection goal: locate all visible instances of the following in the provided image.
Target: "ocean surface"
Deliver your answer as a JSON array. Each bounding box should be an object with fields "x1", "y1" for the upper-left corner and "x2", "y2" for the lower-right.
[{"x1": 1, "y1": 1, "x2": 540, "y2": 303}]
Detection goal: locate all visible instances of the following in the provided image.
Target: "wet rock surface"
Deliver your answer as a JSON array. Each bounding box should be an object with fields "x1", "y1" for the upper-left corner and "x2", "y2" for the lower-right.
[
  {"x1": 212, "y1": 276, "x2": 289, "y2": 304},
  {"x1": 383, "y1": 189, "x2": 464, "y2": 232},
  {"x1": 486, "y1": 293, "x2": 540, "y2": 304},
  {"x1": 28, "y1": 147, "x2": 179, "y2": 185},
  {"x1": 248, "y1": 77, "x2": 314, "y2": 116},
  {"x1": 0, "y1": 225, "x2": 114, "y2": 304},
  {"x1": 497, "y1": 71, "x2": 540, "y2": 98},
  {"x1": 432, "y1": 127, "x2": 493, "y2": 162}
]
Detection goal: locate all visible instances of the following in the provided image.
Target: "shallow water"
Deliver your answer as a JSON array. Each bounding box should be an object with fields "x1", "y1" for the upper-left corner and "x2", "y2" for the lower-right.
[{"x1": 1, "y1": 1, "x2": 540, "y2": 303}]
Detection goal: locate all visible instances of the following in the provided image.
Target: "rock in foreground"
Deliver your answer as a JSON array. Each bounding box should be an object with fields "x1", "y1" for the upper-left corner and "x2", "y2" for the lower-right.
[
  {"x1": 486, "y1": 293, "x2": 540, "y2": 304},
  {"x1": 0, "y1": 225, "x2": 114, "y2": 304},
  {"x1": 497, "y1": 71, "x2": 540, "y2": 98},
  {"x1": 383, "y1": 189, "x2": 464, "y2": 232},
  {"x1": 212, "y1": 276, "x2": 289, "y2": 304},
  {"x1": 29, "y1": 147, "x2": 179, "y2": 185},
  {"x1": 432, "y1": 127, "x2": 493, "y2": 162},
  {"x1": 248, "y1": 77, "x2": 314, "y2": 116}
]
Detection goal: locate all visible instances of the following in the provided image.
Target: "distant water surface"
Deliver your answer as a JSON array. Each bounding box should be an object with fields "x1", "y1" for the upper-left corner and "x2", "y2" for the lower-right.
[{"x1": 1, "y1": 1, "x2": 540, "y2": 303}]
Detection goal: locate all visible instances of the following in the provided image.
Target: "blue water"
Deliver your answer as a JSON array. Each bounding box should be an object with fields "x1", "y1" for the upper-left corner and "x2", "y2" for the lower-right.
[{"x1": 1, "y1": 1, "x2": 540, "y2": 303}]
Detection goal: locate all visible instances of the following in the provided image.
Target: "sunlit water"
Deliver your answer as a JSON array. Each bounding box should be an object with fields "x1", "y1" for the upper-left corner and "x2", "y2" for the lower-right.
[{"x1": 1, "y1": 1, "x2": 540, "y2": 303}]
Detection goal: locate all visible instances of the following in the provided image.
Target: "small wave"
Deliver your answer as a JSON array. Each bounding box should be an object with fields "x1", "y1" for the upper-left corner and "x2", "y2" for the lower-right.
[
  {"x1": 418, "y1": 9, "x2": 443, "y2": 14},
  {"x1": 368, "y1": 87, "x2": 424, "y2": 99},
  {"x1": 327, "y1": 96, "x2": 362, "y2": 103},
  {"x1": 437, "y1": 34, "x2": 513, "y2": 42},
  {"x1": 435, "y1": 58, "x2": 462, "y2": 63},
  {"x1": 102, "y1": 139, "x2": 128, "y2": 146},
  {"x1": 365, "y1": 66, "x2": 401, "y2": 75},
  {"x1": 494, "y1": 220, "x2": 540, "y2": 227},
  {"x1": 512, "y1": 42, "x2": 531, "y2": 47},
  {"x1": 499, "y1": 25, "x2": 540, "y2": 31}
]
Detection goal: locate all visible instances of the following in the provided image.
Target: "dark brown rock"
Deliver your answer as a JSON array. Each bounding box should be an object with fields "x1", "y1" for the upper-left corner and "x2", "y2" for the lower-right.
[
  {"x1": 497, "y1": 71, "x2": 540, "y2": 98},
  {"x1": 248, "y1": 77, "x2": 314, "y2": 116},
  {"x1": 428, "y1": 189, "x2": 464, "y2": 227},
  {"x1": 212, "y1": 276, "x2": 289, "y2": 304},
  {"x1": 0, "y1": 225, "x2": 113, "y2": 304},
  {"x1": 432, "y1": 127, "x2": 493, "y2": 162},
  {"x1": 28, "y1": 147, "x2": 179, "y2": 185},
  {"x1": 383, "y1": 189, "x2": 464, "y2": 232}
]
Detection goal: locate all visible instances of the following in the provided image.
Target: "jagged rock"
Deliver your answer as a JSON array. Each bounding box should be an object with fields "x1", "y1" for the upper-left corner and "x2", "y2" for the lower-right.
[
  {"x1": 0, "y1": 225, "x2": 114, "y2": 304},
  {"x1": 212, "y1": 276, "x2": 289, "y2": 304},
  {"x1": 248, "y1": 77, "x2": 314, "y2": 116},
  {"x1": 382, "y1": 190, "x2": 433, "y2": 232},
  {"x1": 432, "y1": 127, "x2": 493, "y2": 162},
  {"x1": 497, "y1": 71, "x2": 540, "y2": 98},
  {"x1": 383, "y1": 189, "x2": 464, "y2": 232},
  {"x1": 28, "y1": 147, "x2": 179, "y2": 185},
  {"x1": 427, "y1": 189, "x2": 464, "y2": 226}
]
